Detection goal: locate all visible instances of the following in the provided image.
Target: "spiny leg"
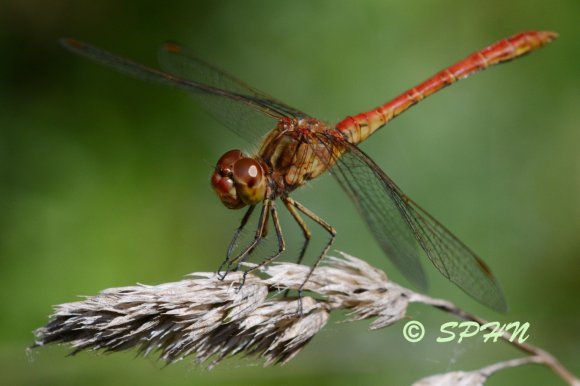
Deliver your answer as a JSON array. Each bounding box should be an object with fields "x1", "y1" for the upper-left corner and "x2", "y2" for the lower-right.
[
  {"x1": 235, "y1": 205, "x2": 270, "y2": 272},
  {"x1": 285, "y1": 197, "x2": 336, "y2": 312},
  {"x1": 227, "y1": 200, "x2": 271, "y2": 272},
  {"x1": 280, "y1": 196, "x2": 313, "y2": 299},
  {"x1": 222, "y1": 205, "x2": 256, "y2": 274},
  {"x1": 282, "y1": 196, "x2": 312, "y2": 266},
  {"x1": 243, "y1": 201, "x2": 286, "y2": 285},
  {"x1": 259, "y1": 205, "x2": 270, "y2": 237},
  {"x1": 218, "y1": 201, "x2": 269, "y2": 279}
]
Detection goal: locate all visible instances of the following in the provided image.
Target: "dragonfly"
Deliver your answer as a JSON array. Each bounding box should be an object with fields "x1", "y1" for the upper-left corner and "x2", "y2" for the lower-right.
[{"x1": 61, "y1": 31, "x2": 556, "y2": 312}]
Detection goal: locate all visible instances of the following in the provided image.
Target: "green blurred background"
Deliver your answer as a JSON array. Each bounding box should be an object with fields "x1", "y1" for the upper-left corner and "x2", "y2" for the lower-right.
[{"x1": 1, "y1": 1, "x2": 578, "y2": 385}]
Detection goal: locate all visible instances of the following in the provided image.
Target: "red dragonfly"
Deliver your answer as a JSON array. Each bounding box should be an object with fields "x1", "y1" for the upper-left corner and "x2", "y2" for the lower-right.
[{"x1": 61, "y1": 31, "x2": 556, "y2": 312}]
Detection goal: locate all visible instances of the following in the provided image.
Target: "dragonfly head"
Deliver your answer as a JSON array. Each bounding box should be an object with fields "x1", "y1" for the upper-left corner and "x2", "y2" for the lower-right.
[{"x1": 211, "y1": 149, "x2": 267, "y2": 209}]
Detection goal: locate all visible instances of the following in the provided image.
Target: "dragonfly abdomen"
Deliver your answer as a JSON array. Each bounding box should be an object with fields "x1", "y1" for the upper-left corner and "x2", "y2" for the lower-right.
[{"x1": 336, "y1": 31, "x2": 557, "y2": 145}]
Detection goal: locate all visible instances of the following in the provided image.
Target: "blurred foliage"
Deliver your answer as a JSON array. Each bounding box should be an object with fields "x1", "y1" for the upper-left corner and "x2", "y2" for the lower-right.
[{"x1": 0, "y1": 0, "x2": 578, "y2": 385}]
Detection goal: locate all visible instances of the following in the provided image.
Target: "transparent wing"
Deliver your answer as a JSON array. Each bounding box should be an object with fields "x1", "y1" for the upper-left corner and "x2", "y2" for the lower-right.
[
  {"x1": 324, "y1": 134, "x2": 507, "y2": 312},
  {"x1": 320, "y1": 134, "x2": 427, "y2": 290},
  {"x1": 157, "y1": 41, "x2": 310, "y2": 142},
  {"x1": 158, "y1": 42, "x2": 307, "y2": 116},
  {"x1": 61, "y1": 38, "x2": 309, "y2": 142}
]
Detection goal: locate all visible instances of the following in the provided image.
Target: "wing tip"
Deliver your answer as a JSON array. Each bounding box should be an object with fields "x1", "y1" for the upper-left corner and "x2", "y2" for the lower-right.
[
  {"x1": 470, "y1": 281, "x2": 509, "y2": 313},
  {"x1": 488, "y1": 292, "x2": 509, "y2": 313}
]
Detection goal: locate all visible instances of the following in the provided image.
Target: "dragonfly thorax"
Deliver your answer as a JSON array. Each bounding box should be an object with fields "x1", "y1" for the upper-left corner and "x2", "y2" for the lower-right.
[{"x1": 211, "y1": 149, "x2": 267, "y2": 209}]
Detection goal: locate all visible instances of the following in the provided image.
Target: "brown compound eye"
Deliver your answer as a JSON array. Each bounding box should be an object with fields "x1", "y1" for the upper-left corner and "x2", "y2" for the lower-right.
[
  {"x1": 210, "y1": 150, "x2": 266, "y2": 209},
  {"x1": 211, "y1": 149, "x2": 245, "y2": 209},
  {"x1": 216, "y1": 149, "x2": 243, "y2": 175},
  {"x1": 233, "y1": 158, "x2": 264, "y2": 188},
  {"x1": 232, "y1": 157, "x2": 266, "y2": 205}
]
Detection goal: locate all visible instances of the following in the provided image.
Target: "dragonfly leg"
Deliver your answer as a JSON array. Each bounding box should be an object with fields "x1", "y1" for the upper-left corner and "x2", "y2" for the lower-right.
[
  {"x1": 218, "y1": 202, "x2": 269, "y2": 280},
  {"x1": 218, "y1": 205, "x2": 256, "y2": 279},
  {"x1": 285, "y1": 197, "x2": 336, "y2": 314},
  {"x1": 280, "y1": 196, "x2": 313, "y2": 300},
  {"x1": 282, "y1": 197, "x2": 312, "y2": 266},
  {"x1": 229, "y1": 200, "x2": 270, "y2": 270},
  {"x1": 234, "y1": 206, "x2": 270, "y2": 272},
  {"x1": 241, "y1": 201, "x2": 286, "y2": 288}
]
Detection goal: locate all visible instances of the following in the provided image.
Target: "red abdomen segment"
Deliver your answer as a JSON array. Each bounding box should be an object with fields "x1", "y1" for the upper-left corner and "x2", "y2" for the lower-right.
[{"x1": 336, "y1": 31, "x2": 557, "y2": 144}]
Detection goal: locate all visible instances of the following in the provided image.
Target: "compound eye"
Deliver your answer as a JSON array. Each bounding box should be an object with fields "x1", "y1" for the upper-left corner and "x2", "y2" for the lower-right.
[
  {"x1": 232, "y1": 158, "x2": 266, "y2": 205},
  {"x1": 211, "y1": 149, "x2": 246, "y2": 209},
  {"x1": 216, "y1": 149, "x2": 243, "y2": 174},
  {"x1": 233, "y1": 158, "x2": 264, "y2": 188}
]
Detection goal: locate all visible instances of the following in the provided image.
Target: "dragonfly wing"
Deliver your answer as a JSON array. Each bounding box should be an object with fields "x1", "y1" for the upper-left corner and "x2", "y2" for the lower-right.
[
  {"x1": 158, "y1": 42, "x2": 308, "y2": 119},
  {"x1": 399, "y1": 193, "x2": 507, "y2": 312},
  {"x1": 61, "y1": 38, "x2": 302, "y2": 142},
  {"x1": 158, "y1": 42, "x2": 310, "y2": 141},
  {"x1": 320, "y1": 135, "x2": 427, "y2": 290},
  {"x1": 326, "y1": 135, "x2": 507, "y2": 312}
]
